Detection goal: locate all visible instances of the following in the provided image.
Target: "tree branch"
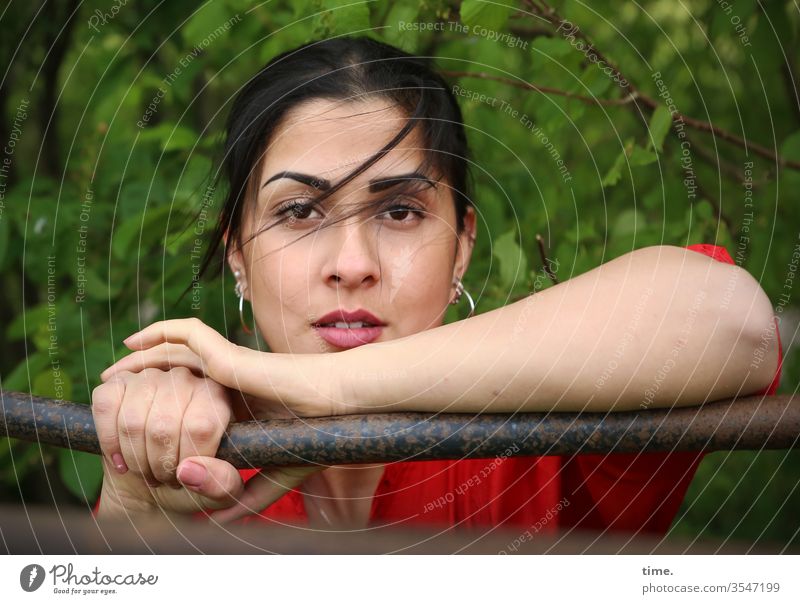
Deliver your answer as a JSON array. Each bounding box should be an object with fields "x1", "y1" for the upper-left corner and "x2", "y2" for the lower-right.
[
  {"x1": 442, "y1": 69, "x2": 639, "y2": 106},
  {"x1": 536, "y1": 234, "x2": 559, "y2": 284},
  {"x1": 519, "y1": 0, "x2": 800, "y2": 172}
]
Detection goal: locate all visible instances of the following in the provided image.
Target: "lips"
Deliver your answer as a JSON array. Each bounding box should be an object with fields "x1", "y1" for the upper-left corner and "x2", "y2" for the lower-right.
[{"x1": 312, "y1": 309, "x2": 385, "y2": 349}]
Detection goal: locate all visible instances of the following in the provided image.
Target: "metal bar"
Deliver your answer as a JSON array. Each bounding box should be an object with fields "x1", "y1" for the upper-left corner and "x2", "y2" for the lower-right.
[{"x1": 1, "y1": 390, "x2": 798, "y2": 468}]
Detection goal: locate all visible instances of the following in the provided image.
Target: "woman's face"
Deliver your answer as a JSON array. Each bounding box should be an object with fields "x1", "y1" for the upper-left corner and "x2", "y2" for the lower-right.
[{"x1": 228, "y1": 98, "x2": 476, "y2": 354}]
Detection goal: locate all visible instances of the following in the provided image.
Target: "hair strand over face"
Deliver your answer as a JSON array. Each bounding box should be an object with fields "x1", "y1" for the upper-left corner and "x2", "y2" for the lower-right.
[{"x1": 194, "y1": 35, "x2": 474, "y2": 284}]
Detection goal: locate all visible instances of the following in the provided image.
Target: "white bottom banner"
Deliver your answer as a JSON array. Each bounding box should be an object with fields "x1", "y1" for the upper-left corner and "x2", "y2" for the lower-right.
[{"x1": 0, "y1": 555, "x2": 797, "y2": 603}]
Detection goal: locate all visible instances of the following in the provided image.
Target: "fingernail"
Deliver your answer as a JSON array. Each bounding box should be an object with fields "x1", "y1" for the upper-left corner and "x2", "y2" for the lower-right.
[
  {"x1": 111, "y1": 453, "x2": 128, "y2": 474},
  {"x1": 177, "y1": 461, "x2": 206, "y2": 488}
]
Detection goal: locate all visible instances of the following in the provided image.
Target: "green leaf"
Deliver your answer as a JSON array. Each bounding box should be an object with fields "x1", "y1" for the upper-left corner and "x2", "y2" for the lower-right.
[
  {"x1": 492, "y1": 229, "x2": 528, "y2": 289},
  {"x1": 174, "y1": 155, "x2": 213, "y2": 201},
  {"x1": 612, "y1": 208, "x2": 645, "y2": 238},
  {"x1": 165, "y1": 224, "x2": 198, "y2": 256},
  {"x1": 80, "y1": 265, "x2": 124, "y2": 301},
  {"x1": 695, "y1": 200, "x2": 713, "y2": 220},
  {"x1": 779, "y1": 130, "x2": 800, "y2": 189},
  {"x1": 530, "y1": 36, "x2": 573, "y2": 58},
  {"x1": 602, "y1": 137, "x2": 657, "y2": 187},
  {"x1": 578, "y1": 64, "x2": 613, "y2": 98},
  {"x1": 647, "y1": 105, "x2": 672, "y2": 152},
  {"x1": 182, "y1": 1, "x2": 237, "y2": 46},
  {"x1": 139, "y1": 123, "x2": 199, "y2": 152},
  {"x1": 383, "y1": 3, "x2": 421, "y2": 50},
  {"x1": 59, "y1": 448, "x2": 103, "y2": 504},
  {"x1": 162, "y1": 127, "x2": 200, "y2": 152},
  {"x1": 6, "y1": 304, "x2": 49, "y2": 341},
  {"x1": 629, "y1": 145, "x2": 658, "y2": 167},
  {"x1": 460, "y1": 0, "x2": 513, "y2": 32},
  {"x1": 313, "y1": 0, "x2": 371, "y2": 36},
  {"x1": 32, "y1": 369, "x2": 72, "y2": 401},
  {"x1": 291, "y1": 0, "x2": 318, "y2": 18},
  {"x1": 602, "y1": 148, "x2": 627, "y2": 187},
  {"x1": 779, "y1": 130, "x2": 800, "y2": 158},
  {"x1": 1, "y1": 352, "x2": 49, "y2": 391},
  {"x1": 112, "y1": 205, "x2": 175, "y2": 261}
]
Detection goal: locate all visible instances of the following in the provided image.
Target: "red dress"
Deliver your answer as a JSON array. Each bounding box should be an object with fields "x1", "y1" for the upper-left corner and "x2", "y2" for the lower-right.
[{"x1": 94, "y1": 244, "x2": 784, "y2": 535}]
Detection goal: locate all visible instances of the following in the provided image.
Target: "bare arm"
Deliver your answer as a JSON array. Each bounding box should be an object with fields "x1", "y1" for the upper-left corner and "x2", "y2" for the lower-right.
[
  {"x1": 108, "y1": 246, "x2": 780, "y2": 417},
  {"x1": 332, "y1": 245, "x2": 779, "y2": 414}
]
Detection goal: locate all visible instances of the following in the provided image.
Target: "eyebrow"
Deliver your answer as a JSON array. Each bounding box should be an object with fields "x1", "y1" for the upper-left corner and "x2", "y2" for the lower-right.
[{"x1": 261, "y1": 171, "x2": 436, "y2": 193}]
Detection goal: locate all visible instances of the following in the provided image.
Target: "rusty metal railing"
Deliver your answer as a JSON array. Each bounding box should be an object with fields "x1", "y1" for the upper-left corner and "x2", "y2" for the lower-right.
[{"x1": 1, "y1": 390, "x2": 798, "y2": 466}]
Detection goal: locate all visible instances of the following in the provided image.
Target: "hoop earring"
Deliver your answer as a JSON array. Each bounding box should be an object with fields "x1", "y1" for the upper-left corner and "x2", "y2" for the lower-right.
[
  {"x1": 450, "y1": 278, "x2": 475, "y2": 318},
  {"x1": 233, "y1": 271, "x2": 253, "y2": 334}
]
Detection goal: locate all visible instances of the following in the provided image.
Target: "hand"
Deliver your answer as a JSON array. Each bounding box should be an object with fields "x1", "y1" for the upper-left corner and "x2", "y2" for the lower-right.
[
  {"x1": 99, "y1": 318, "x2": 342, "y2": 419},
  {"x1": 93, "y1": 367, "x2": 233, "y2": 489},
  {"x1": 92, "y1": 367, "x2": 324, "y2": 522}
]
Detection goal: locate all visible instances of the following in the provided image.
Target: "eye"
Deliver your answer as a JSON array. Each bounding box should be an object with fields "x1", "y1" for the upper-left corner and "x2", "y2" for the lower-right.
[
  {"x1": 276, "y1": 199, "x2": 321, "y2": 222},
  {"x1": 379, "y1": 198, "x2": 427, "y2": 224}
]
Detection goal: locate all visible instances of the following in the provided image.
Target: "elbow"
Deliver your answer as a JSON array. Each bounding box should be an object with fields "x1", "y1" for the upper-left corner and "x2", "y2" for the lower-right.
[{"x1": 720, "y1": 266, "x2": 779, "y2": 395}]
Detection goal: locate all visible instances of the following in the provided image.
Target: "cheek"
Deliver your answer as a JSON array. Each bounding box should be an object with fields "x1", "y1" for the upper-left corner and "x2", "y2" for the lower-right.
[
  {"x1": 247, "y1": 243, "x2": 308, "y2": 317},
  {"x1": 385, "y1": 244, "x2": 453, "y2": 323},
  {"x1": 256, "y1": 261, "x2": 306, "y2": 302}
]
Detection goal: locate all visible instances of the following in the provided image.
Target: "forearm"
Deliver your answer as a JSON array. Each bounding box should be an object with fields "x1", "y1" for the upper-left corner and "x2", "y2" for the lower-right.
[
  {"x1": 233, "y1": 348, "x2": 340, "y2": 418},
  {"x1": 330, "y1": 246, "x2": 777, "y2": 414}
]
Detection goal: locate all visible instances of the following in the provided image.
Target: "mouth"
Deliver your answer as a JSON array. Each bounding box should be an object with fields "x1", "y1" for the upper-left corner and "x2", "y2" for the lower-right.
[
  {"x1": 312, "y1": 324, "x2": 384, "y2": 349},
  {"x1": 311, "y1": 309, "x2": 386, "y2": 349}
]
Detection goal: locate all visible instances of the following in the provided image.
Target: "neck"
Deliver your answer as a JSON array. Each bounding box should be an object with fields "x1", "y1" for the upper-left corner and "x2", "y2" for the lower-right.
[{"x1": 302, "y1": 464, "x2": 385, "y2": 529}]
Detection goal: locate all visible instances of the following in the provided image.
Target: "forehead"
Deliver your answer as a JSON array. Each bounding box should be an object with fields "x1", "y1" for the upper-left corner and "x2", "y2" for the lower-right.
[{"x1": 260, "y1": 98, "x2": 427, "y2": 183}]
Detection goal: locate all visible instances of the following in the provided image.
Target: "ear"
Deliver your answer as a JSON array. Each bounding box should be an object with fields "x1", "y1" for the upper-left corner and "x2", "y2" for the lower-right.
[
  {"x1": 223, "y1": 230, "x2": 249, "y2": 300},
  {"x1": 453, "y1": 205, "x2": 477, "y2": 284}
]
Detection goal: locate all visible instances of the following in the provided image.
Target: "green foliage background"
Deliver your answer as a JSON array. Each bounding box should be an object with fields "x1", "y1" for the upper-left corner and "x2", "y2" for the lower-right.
[{"x1": 0, "y1": 0, "x2": 797, "y2": 547}]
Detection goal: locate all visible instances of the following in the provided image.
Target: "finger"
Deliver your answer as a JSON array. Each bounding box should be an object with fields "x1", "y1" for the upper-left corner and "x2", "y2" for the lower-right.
[
  {"x1": 208, "y1": 466, "x2": 323, "y2": 524},
  {"x1": 123, "y1": 319, "x2": 245, "y2": 389},
  {"x1": 145, "y1": 371, "x2": 193, "y2": 487},
  {"x1": 122, "y1": 319, "x2": 289, "y2": 408},
  {"x1": 179, "y1": 380, "x2": 231, "y2": 463},
  {"x1": 91, "y1": 377, "x2": 129, "y2": 474},
  {"x1": 101, "y1": 344, "x2": 205, "y2": 381},
  {"x1": 175, "y1": 456, "x2": 244, "y2": 508},
  {"x1": 118, "y1": 374, "x2": 159, "y2": 487}
]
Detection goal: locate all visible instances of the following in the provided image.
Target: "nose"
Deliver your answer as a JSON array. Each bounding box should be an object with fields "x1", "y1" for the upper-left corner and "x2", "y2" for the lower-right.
[{"x1": 320, "y1": 215, "x2": 381, "y2": 290}]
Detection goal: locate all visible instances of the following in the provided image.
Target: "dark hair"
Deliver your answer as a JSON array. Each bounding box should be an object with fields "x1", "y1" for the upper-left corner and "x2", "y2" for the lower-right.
[{"x1": 198, "y1": 35, "x2": 473, "y2": 280}]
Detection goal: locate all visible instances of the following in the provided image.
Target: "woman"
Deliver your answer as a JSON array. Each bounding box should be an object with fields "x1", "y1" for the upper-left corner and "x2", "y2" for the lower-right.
[{"x1": 92, "y1": 36, "x2": 782, "y2": 534}]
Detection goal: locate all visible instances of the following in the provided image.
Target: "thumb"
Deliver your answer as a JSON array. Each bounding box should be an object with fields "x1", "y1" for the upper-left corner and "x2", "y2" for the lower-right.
[
  {"x1": 208, "y1": 465, "x2": 324, "y2": 524},
  {"x1": 173, "y1": 456, "x2": 244, "y2": 509}
]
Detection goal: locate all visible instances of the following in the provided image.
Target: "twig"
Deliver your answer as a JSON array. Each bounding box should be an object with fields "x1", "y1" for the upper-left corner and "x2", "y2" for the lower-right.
[
  {"x1": 638, "y1": 95, "x2": 800, "y2": 170},
  {"x1": 442, "y1": 70, "x2": 639, "y2": 106},
  {"x1": 685, "y1": 134, "x2": 751, "y2": 183},
  {"x1": 521, "y1": 0, "x2": 634, "y2": 98},
  {"x1": 507, "y1": 24, "x2": 554, "y2": 38},
  {"x1": 536, "y1": 234, "x2": 559, "y2": 284}
]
